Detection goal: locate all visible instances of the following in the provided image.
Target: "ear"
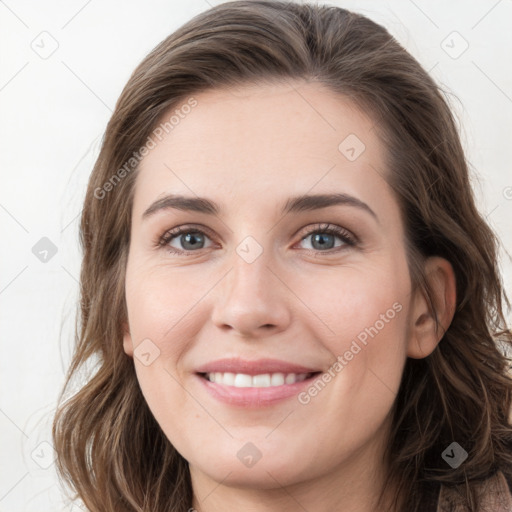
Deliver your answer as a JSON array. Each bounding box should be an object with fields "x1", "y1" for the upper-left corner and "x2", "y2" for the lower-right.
[
  {"x1": 407, "y1": 256, "x2": 457, "y2": 359},
  {"x1": 122, "y1": 320, "x2": 134, "y2": 357}
]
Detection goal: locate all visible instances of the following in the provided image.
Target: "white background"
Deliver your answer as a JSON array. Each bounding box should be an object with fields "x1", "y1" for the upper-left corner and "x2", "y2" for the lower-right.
[{"x1": 1, "y1": 0, "x2": 511, "y2": 510}]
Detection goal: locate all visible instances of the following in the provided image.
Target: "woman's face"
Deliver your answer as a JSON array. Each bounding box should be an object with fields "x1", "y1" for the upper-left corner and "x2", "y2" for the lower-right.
[{"x1": 123, "y1": 81, "x2": 429, "y2": 491}]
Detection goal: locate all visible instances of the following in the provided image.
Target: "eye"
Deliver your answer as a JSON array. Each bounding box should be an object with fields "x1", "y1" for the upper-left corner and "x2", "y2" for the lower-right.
[
  {"x1": 296, "y1": 223, "x2": 357, "y2": 253},
  {"x1": 158, "y1": 225, "x2": 214, "y2": 255},
  {"x1": 157, "y1": 222, "x2": 357, "y2": 256}
]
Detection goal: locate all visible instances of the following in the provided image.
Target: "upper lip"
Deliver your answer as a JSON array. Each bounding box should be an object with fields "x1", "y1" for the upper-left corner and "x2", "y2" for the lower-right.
[{"x1": 195, "y1": 358, "x2": 321, "y2": 376}]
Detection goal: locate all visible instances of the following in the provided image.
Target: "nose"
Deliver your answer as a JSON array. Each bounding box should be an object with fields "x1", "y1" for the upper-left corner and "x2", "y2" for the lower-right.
[{"x1": 210, "y1": 249, "x2": 292, "y2": 339}]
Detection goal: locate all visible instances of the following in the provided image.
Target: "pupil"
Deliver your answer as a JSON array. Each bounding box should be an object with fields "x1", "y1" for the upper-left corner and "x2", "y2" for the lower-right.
[
  {"x1": 182, "y1": 233, "x2": 203, "y2": 249},
  {"x1": 313, "y1": 233, "x2": 334, "y2": 250}
]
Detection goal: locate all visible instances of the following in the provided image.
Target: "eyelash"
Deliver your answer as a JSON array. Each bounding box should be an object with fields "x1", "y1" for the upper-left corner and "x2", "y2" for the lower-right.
[{"x1": 156, "y1": 223, "x2": 358, "y2": 256}]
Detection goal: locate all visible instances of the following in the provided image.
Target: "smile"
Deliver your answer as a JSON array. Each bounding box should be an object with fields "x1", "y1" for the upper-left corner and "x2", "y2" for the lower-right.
[
  {"x1": 196, "y1": 371, "x2": 322, "y2": 407},
  {"x1": 202, "y1": 371, "x2": 317, "y2": 387}
]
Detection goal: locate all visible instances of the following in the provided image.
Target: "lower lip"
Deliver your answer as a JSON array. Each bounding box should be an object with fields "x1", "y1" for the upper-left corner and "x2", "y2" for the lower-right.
[{"x1": 195, "y1": 373, "x2": 320, "y2": 407}]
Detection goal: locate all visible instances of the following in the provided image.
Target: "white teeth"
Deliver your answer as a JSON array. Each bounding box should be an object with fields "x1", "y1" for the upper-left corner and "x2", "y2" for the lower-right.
[
  {"x1": 271, "y1": 373, "x2": 285, "y2": 386},
  {"x1": 221, "y1": 372, "x2": 235, "y2": 385},
  {"x1": 285, "y1": 373, "x2": 296, "y2": 384},
  {"x1": 205, "y1": 372, "x2": 311, "y2": 387},
  {"x1": 234, "y1": 373, "x2": 253, "y2": 387},
  {"x1": 253, "y1": 374, "x2": 271, "y2": 387}
]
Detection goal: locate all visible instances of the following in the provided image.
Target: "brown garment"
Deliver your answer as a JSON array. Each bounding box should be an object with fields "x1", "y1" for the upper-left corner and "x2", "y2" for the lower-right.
[{"x1": 426, "y1": 470, "x2": 512, "y2": 511}]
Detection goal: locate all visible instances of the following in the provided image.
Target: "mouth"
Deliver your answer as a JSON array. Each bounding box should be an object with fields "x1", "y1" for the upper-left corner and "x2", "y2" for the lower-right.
[
  {"x1": 195, "y1": 370, "x2": 323, "y2": 407},
  {"x1": 198, "y1": 371, "x2": 321, "y2": 387}
]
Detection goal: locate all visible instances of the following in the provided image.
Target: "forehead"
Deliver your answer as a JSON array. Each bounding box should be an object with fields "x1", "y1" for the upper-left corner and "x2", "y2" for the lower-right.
[{"x1": 132, "y1": 81, "x2": 392, "y2": 219}]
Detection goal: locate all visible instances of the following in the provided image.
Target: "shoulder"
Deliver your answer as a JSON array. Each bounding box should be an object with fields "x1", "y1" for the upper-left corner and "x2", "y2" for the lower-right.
[{"x1": 436, "y1": 470, "x2": 512, "y2": 512}]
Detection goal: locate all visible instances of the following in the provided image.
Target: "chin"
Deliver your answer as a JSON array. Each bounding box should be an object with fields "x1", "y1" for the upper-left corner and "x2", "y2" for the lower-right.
[
  {"x1": 196, "y1": 462, "x2": 305, "y2": 489},
  {"x1": 189, "y1": 444, "x2": 314, "y2": 489}
]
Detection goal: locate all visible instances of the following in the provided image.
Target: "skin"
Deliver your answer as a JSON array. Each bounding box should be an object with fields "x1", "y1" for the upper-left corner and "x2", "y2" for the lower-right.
[{"x1": 122, "y1": 80, "x2": 456, "y2": 512}]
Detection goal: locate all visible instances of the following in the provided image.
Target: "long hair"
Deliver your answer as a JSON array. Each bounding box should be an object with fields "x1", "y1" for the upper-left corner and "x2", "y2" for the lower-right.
[{"x1": 52, "y1": 2, "x2": 512, "y2": 510}]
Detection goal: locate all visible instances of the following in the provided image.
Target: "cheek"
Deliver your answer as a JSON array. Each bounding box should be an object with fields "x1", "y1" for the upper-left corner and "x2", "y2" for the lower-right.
[
  {"x1": 295, "y1": 262, "x2": 408, "y2": 346},
  {"x1": 299, "y1": 262, "x2": 410, "y2": 399},
  {"x1": 123, "y1": 266, "x2": 199, "y2": 415},
  {"x1": 125, "y1": 263, "x2": 213, "y2": 360},
  {"x1": 124, "y1": 266, "x2": 196, "y2": 431}
]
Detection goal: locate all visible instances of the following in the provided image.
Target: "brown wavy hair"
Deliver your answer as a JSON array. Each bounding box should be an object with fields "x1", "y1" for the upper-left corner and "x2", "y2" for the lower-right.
[{"x1": 52, "y1": 1, "x2": 512, "y2": 510}]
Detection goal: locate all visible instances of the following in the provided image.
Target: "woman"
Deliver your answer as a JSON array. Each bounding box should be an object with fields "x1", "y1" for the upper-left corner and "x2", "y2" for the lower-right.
[{"x1": 52, "y1": 1, "x2": 512, "y2": 511}]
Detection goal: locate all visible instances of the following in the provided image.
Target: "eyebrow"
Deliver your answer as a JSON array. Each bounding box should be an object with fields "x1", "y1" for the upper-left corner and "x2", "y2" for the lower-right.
[{"x1": 142, "y1": 192, "x2": 378, "y2": 223}]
